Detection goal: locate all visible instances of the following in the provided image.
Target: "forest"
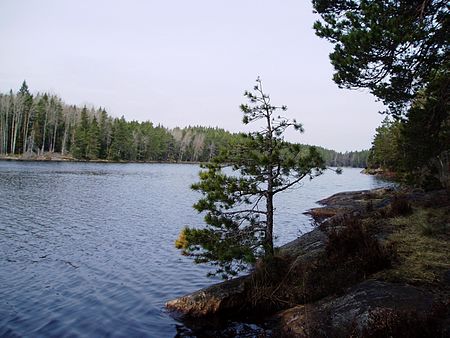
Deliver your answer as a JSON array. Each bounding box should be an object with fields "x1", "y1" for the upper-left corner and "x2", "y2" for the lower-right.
[
  {"x1": 313, "y1": 0, "x2": 449, "y2": 189},
  {"x1": 0, "y1": 82, "x2": 368, "y2": 167}
]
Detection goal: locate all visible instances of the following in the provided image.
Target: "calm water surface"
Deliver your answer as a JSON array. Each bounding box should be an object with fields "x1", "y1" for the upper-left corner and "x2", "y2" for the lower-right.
[{"x1": 0, "y1": 161, "x2": 389, "y2": 337}]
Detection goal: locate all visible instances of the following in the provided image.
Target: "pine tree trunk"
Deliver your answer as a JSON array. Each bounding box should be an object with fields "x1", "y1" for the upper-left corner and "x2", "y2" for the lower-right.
[
  {"x1": 265, "y1": 191, "x2": 274, "y2": 257},
  {"x1": 265, "y1": 157, "x2": 275, "y2": 256}
]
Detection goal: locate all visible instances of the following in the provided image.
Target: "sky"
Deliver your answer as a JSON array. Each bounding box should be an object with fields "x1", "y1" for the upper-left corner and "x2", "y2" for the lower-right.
[{"x1": 0, "y1": 0, "x2": 386, "y2": 152}]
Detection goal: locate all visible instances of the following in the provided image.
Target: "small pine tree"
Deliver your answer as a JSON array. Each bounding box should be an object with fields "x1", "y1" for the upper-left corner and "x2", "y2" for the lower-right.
[{"x1": 176, "y1": 78, "x2": 325, "y2": 278}]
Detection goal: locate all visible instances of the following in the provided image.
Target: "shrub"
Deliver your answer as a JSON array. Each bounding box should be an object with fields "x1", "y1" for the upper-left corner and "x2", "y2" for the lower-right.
[
  {"x1": 326, "y1": 217, "x2": 393, "y2": 274},
  {"x1": 389, "y1": 194, "x2": 412, "y2": 217},
  {"x1": 246, "y1": 216, "x2": 395, "y2": 314}
]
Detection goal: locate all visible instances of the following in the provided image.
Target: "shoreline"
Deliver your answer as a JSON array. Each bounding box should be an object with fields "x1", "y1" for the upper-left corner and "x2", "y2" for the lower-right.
[
  {"x1": 0, "y1": 153, "x2": 370, "y2": 169},
  {"x1": 0, "y1": 153, "x2": 368, "y2": 169},
  {"x1": 166, "y1": 187, "x2": 450, "y2": 337},
  {"x1": 0, "y1": 154, "x2": 203, "y2": 165}
]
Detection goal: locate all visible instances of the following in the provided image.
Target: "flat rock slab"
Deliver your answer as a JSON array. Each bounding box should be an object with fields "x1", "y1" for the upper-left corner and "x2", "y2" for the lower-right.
[
  {"x1": 317, "y1": 188, "x2": 394, "y2": 206},
  {"x1": 276, "y1": 280, "x2": 437, "y2": 337},
  {"x1": 279, "y1": 226, "x2": 327, "y2": 259},
  {"x1": 305, "y1": 188, "x2": 395, "y2": 222},
  {"x1": 165, "y1": 275, "x2": 249, "y2": 318}
]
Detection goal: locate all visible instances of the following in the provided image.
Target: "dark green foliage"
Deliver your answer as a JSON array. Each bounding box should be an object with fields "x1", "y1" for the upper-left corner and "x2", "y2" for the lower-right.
[
  {"x1": 72, "y1": 107, "x2": 90, "y2": 159},
  {"x1": 98, "y1": 109, "x2": 111, "y2": 159},
  {"x1": 314, "y1": 1, "x2": 450, "y2": 187},
  {"x1": 318, "y1": 147, "x2": 369, "y2": 168},
  {"x1": 177, "y1": 78, "x2": 325, "y2": 278},
  {"x1": 87, "y1": 116, "x2": 100, "y2": 159},
  {"x1": 313, "y1": 0, "x2": 449, "y2": 117},
  {"x1": 32, "y1": 94, "x2": 48, "y2": 153},
  {"x1": 368, "y1": 117, "x2": 403, "y2": 170},
  {"x1": 0, "y1": 82, "x2": 368, "y2": 165},
  {"x1": 18, "y1": 81, "x2": 33, "y2": 154},
  {"x1": 108, "y1": 117, "x2": 132, "y2": 160},
  {"x1": 367, "y1": 73, "x2": 449, "y2": 187},
  {"x1": 401, "y1": 72, "x2": 450, "y2": 176}
]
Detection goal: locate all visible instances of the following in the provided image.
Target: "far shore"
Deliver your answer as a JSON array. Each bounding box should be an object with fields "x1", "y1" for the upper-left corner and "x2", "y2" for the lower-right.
[
  {"x1": 0, "y1": 153, "x2": 202, "y2": 165},
  {"x1": 0, "y1": 153, "x2": 366, "y2": 169}
]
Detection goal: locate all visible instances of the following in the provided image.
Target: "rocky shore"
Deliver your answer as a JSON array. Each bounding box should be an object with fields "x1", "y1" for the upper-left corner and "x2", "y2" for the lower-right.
[{"x1": 166, "y1": 187, "x2": 450, "y2": 337}]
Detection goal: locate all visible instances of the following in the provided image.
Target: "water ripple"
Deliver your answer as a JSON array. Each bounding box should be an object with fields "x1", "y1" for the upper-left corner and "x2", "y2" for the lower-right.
[{"x1": 0, "y1": 162, "x2": 390, "y2": 337}]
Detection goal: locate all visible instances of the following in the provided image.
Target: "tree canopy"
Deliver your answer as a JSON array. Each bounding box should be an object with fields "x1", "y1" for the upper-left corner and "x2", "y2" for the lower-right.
[
  {"x1": 176, "y1": 78, "x2": 325, "y2": 278},
  {"x1": 0, "y1": 82, "x2": 368, "y2": 167},
  {"x1": 312, "y1": 0, "x2": 449, "y2": 117},
  {"x1": 314, "y1": 0, "x2": 449, "y2": 188}
]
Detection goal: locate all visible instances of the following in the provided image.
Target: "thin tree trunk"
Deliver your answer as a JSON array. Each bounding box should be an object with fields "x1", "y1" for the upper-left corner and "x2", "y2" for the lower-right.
[
  {"x1": 265, "y1": 100, "x2": 274, "y2": 256},
  {"x1": 3, "y1": 99, "x2": 10, "y2": 155},
  {"x1": 265, "y1": 190, "x2": 274, "y2": 256},
  {"x1": 10, "y1": 112, "x2": 16, "y2": 154},
  {"x1": 41, "y1": 110, "x2": 47, "y2": 154},
  {"x1": 23, "y1": 111, "x2": 30, "y2": 154},
  {"x1": 11, "y1": 112, "x2": 21, "y2": 154},
  {"x1": 61, "y1": 121, "x2": 69, "y2": 155},
  {"x1": 0, "y1": 98, "x2": 6, "y2": 154},
  {"x1": 51, "y1": 115, "x2": 58, "y2": 153}
]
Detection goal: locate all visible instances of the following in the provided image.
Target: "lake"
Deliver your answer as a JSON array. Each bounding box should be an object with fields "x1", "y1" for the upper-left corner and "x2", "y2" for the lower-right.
[{"x1": 0, "y1": 161, "x2": 389, "y2": 337}]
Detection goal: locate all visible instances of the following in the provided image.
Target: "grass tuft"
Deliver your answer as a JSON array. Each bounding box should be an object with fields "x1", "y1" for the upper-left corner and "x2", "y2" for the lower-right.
[
  {"x1": 246, "y1": 216, "x2": 395, "y2": 314},
  {"x1": 379, "y1": 207, "x2": 450, "y2": 284},
  {"x1": 388, "y1": 194, "x2": 413, "y2": 217}
]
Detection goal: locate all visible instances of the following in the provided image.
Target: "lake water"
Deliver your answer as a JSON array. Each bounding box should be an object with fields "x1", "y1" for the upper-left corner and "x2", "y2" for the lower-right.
[{"x1": 0, "y1": 161, "x2": 389, "y2": 337}]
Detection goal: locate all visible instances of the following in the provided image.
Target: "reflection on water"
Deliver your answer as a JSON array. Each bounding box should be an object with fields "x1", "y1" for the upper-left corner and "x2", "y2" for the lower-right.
[{"x1": 0, "y1": 161, "x2": 389, "y2": 337}]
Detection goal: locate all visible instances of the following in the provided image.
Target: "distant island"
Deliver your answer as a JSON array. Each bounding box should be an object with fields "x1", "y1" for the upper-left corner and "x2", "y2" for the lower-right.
[{"x1": 0, "y1": 82, "x2": 368, "y2": 168}]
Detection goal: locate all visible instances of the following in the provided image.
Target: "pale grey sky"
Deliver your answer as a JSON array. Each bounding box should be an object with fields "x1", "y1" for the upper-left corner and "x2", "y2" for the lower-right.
[{"x1": 0, "y1": 0, "x2": 385, "y2": 152}]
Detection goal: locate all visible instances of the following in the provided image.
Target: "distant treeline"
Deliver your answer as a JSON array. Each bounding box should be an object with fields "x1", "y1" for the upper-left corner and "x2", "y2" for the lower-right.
[
  {"x1": 317, "y1": 148, "x2": 368, "y2": 169},
  {"x1": 0, "y1": 82, "x2": 368, "y2": 167}
]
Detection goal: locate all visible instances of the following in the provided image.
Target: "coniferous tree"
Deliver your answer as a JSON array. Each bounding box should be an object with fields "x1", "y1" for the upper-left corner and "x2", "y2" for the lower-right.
[
  {"x1": 33, "y1": 94, "x2": 49, "y2": 155},
  {"x1": 0, "y1": 82, "x2": 369, "y2": 166},
  {"x1": 98, "y1": 109, "x2": 111, "y2": 159},
  {"x1": 87, "y1": 116, "x2": 100, "y2": 159},
  {"x1": 368, "y1": 117, "x2": 403, "y2": 170},
  {"x1": 313, "y1": 0, "x2": 449, "y2": 185},
  {"x1": 72, "y1": 107, "x2": 90, "y2": 159},
  {"x1": 176, "y1": 78, "x2": 326, "y2": 278},
  {"x1": 312, "y1": 0, "x2": 449, "y2": 117},
  {"x1": 18, "y1": 81, "x2": 33, "y2": 154},
  {"x1": 108, "y1": 116, "x2": 132, "y2": 160}
]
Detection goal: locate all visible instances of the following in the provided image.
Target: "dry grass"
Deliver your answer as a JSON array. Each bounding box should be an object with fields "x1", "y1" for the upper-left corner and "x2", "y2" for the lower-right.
[
  {"x1": 388, "y1": 194, "x2": 413, "y2": 217},
  {"x1": 246, "y1": 217, "x2": 394, "y2": 314},
  {"x1": 378, "y1": 207, "x2": 450, "y2": 284}
]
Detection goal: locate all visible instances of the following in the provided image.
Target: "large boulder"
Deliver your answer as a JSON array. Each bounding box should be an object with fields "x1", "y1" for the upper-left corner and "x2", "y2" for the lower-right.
[
  {"x1": 165, "y1": 276, "x2": 249, "y2": 318},
  {"x1": 275, "y1": 280, "x2": 440, "y2": 337}
]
